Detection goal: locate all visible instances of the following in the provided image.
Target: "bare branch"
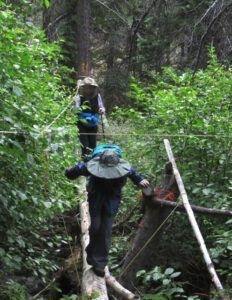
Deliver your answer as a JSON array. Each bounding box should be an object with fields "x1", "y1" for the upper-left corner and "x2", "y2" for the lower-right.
[
  {"x1": 193, "y1": 2, "x2": 232, "y2": 73},
  {"x1": 189, "y1": 0, "x2": 221, "y2": 47},
  {"x1": 151, "y1": 198, "x2": 232, "y2": 217},
  {"x1": 94, "y1": 0, "x2": 129, "y2": 26}
]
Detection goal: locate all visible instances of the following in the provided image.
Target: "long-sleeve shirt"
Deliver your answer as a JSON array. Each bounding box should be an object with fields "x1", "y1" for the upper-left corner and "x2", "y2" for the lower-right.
[
  {"x1": 65, "y1": 162, "x2": 144, "y2": 216},
  {"x1": 72, "y1": 94, "x2": 105, "y2": 114}
]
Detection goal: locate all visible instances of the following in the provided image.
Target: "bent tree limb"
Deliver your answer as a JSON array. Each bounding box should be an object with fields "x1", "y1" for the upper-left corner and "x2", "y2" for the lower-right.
[{"x1": 105, "y1": 268, "x2": 139, "y2": 300}]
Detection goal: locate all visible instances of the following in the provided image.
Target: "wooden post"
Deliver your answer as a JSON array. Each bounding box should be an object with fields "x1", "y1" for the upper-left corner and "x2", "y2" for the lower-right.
[{"x1": 163, "y1": 139, "x2": 228, "y2": 298}]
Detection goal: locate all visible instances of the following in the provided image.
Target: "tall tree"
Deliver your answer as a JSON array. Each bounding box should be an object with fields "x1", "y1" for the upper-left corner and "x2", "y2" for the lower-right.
[{"x1": 76, "y1": 0, "x2": 91, "y2": 77}]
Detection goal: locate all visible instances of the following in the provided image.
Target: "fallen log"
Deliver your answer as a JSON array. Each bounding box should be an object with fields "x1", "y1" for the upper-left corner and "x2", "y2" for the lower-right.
[
  {"x1": 79, "y1": 177, "x2": 140, "y2": 300},
  {"x1": 79, "y1": 177, "x2": 109, "y2": 300},
  {"x1": 152, "y1": 198, "x2": 232, "y2": 217}
]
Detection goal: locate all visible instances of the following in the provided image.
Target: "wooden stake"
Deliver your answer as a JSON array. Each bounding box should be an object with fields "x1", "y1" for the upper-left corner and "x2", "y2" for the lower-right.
[{"x1": 163, "y1": 139, "x2": 228, "y2": 298}]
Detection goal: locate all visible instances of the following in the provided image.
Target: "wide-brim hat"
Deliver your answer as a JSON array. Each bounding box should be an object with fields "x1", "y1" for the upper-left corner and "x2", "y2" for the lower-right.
[
  {"x1": 79, "y1": 77, "x2": 98, "y2": 87},
  {"x1": 87, "y1": 150, "x2": 131, "y2": 179}
]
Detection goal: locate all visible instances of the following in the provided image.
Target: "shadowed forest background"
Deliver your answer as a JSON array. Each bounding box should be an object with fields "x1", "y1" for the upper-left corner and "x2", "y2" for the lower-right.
[{"x1": 0, "y1": 0, "x2": 231, "y2": 299}]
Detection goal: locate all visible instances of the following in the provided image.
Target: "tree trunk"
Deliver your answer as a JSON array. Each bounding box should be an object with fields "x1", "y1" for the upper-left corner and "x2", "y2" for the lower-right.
[
  {"x1": 120, "y1": 163, "x2": 180, "y2": 291},
  {"x1": 43, "y1": 0, "x2": 68, "y2": 42},
  {"x1": 76, "y1": 0, "x2": 91, "y2": 77}
]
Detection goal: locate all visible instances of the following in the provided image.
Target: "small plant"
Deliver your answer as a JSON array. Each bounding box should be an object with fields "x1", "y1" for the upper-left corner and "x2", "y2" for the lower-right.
[
  {"x1": 1, "y1": 281, "x2": 27, "y2": 300},
  {"x1": 136, "y1": 266, "x2": 185, "y2": 299}
]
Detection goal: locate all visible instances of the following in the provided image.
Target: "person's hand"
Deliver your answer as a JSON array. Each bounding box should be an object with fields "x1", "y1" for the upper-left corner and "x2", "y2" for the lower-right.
[
  {"x1": 139, "y1": 179, "x2": 149, "y2": 188},
  {"x1": 99, "y1": 107, "x2": 105, "y2": 115}
]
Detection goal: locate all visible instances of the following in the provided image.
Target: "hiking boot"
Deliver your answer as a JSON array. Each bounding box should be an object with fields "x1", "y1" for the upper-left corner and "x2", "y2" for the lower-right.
[
  {"x1": 86, "y1": 256, "x2": 93, "y2": 266},
  {"x1": 93, "y1": 265, "x2": 105, "y2": 277}
]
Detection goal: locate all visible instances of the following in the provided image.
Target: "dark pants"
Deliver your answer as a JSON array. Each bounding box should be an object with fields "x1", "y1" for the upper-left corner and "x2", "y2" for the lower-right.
[
  {"x1": 78, "y1": 123, "x2": 98, "y2": 157},
  {"x1": 86, "y1": 209, "x2": 115, "y2": 268}
]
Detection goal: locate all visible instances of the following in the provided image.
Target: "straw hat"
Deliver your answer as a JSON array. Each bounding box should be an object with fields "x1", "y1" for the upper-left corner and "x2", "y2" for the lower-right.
[{"x1": 79, "y1": 77, "x2": 98, "y2": 87}]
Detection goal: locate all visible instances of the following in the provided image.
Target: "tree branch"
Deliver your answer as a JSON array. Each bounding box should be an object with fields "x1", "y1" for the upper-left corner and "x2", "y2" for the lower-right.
[
  {"x1": 94, "y1": 0, "x2": 129, "y2": 26},
  {"x1": 151, "y1": 198, "x2": 232, "y2": 217},
  {"x1": 193, "y1": 2, "x2": 232, "y2": 73}
]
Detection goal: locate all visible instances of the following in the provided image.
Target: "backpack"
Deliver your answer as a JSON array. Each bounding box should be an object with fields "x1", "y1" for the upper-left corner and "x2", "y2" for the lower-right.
[
  {"x1": 79, "y1": 112, "x2": 99, "y2": 128},
  {"x1": 91, "y1": 144, "x2": 122, "y2": 158}
]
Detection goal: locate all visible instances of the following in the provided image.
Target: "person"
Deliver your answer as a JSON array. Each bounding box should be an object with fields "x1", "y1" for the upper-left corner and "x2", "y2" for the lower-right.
[
  {"x1": 72, "y1": 77, "x2": 106, "y2": 158},
  {"x1": 65, "y1": 144, "x2": 149, "y2": 277}
]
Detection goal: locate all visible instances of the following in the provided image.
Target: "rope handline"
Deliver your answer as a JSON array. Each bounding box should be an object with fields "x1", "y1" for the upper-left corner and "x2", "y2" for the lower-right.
[
  {"x1": 119, "y1": 198, "x2": 183, "y2": 278},
  {"x1": 0, "y1": 130, "x2": 231, "y2": 138},
  {"x1": 61, "y1": 215, "x2": 81, "y2": 287},
  {"x1": 75, "y1": 132, "x2": 232, "y2": 138},
  {"x1": 0, "y1": 101, "x2": 74, "y2": 137},
  {"x1": 40, "y1": 100, "x2": 74, "y2": 135}
]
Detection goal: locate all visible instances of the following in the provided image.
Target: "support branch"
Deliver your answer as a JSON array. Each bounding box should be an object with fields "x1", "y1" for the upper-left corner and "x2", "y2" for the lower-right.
[
  {"x1": 163, "y1": 139, "x2": 228, "y2": 299},
  {"x1": 151, "y1": 198, "x2": 232, "y2": 217}
]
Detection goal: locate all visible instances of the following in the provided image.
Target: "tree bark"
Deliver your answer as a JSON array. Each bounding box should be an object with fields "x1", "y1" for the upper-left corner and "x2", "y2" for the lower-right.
[
  {"x1": 79, "y1": 177, "x2": 109, "y2": 299},
  {"x1": 43, "y1": 0, "x2": 68, "y2": 42},
  {"x1": 120, "y1": 163, "x2": 180, "y2": 291},
  {"x1": 79, "y1": 177, "x2": 138, "y2": 300},
  {"x1": 151, "y1": 198, "x2": 232, "y2": 217},
  {"x1": 76, "y1": 0, "x2": 91, "y2": 77},
  {"x1": 105, "y1": 267, "x2": 139, "y2": 300}
]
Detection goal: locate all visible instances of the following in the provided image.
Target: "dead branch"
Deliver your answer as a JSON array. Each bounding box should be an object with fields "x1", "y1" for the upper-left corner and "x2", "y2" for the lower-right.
[
  {"x1": 164, "y1": 139, "x2": 228, "y2": 297},
  {"x1": 193, "y1": 2, "x2": 232, "y2": 72},
  {"x1": 151, "y1": 198, "x2": 232, "y2": 217}
]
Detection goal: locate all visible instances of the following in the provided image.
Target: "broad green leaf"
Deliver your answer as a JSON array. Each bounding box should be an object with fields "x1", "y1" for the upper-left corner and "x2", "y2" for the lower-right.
[{"x1": 44, "y1": 0, "x2": 50, "y2": 9}]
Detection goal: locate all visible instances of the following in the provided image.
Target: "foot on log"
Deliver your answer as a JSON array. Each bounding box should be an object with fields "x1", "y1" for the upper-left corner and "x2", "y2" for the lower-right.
[{"x1": 93, "y1": 266, "x2": 105, "y2": 277}]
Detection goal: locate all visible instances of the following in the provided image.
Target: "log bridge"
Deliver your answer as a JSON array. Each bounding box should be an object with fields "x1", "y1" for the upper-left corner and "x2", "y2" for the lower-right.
[{"x1": 76, "y1": 140, "x2": 230, "y2": 299}]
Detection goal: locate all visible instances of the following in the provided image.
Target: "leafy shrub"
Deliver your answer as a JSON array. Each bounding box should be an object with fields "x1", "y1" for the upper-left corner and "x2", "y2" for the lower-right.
[{"x1": 0, "y1": 3, "x2": 78, "y2": 285}]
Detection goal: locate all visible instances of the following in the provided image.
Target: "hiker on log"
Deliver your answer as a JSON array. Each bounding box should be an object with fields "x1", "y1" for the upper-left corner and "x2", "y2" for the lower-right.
[
  {"x1": 72, "y1": 77, "x2": 106, "y2": 159},
  {"x1": 65, "y1": 144, "x2": 149, "y2": 277}
]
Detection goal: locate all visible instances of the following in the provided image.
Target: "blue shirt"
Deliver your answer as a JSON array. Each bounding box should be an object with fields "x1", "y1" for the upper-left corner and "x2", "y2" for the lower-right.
[{"x1": 65, "y1": 163, "x2": 144, "y2": 216}]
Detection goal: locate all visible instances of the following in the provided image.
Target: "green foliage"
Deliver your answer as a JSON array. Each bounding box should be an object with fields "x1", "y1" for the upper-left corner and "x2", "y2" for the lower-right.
[
  {"x1": 210, "y1": 219, "x2": 232, "y2": 289},
  {"x1": 0, "y1": 281, "x2": 28, "y2": 300},
  {"x1": 44, "y1": 0, "x2": 50, "y2": 9},
  {"x1": 113, "y1": 48, "x2": 232, "y2": 205},
  {"x1": 111, "y1": 50, "x2": 232, "y2": 294},
  {"x1": 136, "y1": 266, "x2": 185, "y2": 299},
  {"x1": 0, "y1": 2, "x2": 231, "y2": 298},
  {"x1": 0, "y1": 3, "x2": 78, "y2": 289}
]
